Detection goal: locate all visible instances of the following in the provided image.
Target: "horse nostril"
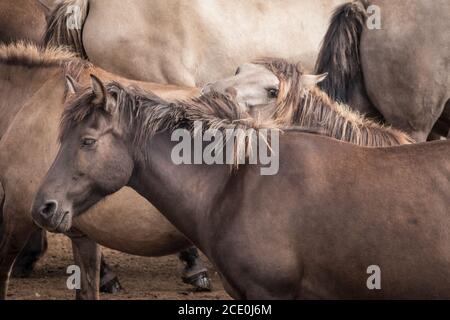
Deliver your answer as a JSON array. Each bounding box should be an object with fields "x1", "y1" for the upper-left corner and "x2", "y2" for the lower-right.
[{"x1": 40, "y1": 200, "x2": 58, "y2": 218}]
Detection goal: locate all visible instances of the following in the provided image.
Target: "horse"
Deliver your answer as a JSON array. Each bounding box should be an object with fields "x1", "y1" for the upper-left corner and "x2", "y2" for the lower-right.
[
  {"x1": 0, "y1": 0, "x2": 207, "y2": 282},
  {"x1": 44, "y1": 0, "x2": 347, "y2": 86},
  {"x1": 0, "y1": 0, "x2": 60, "y2": 279},
  {"x1": 0, "y1": 0, "x2": 52, "y2": 44},
  {"x1": 32, "y1": 75, "x2": 450, "y2": 299},
  {"x1": 314, "y1": 0, "x2": 450, "y2": 142},
  {"x1": 202, "y1": 58, "x2": 414, "y2": 146},
  {"x1": 0, "y1": 43, "x2": 211, "y2": 300}
]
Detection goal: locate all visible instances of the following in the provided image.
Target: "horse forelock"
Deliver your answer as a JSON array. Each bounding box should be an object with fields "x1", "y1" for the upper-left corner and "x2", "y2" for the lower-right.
[{"x1": 252, "y1": 58, "x2": 305, "y2": 125}]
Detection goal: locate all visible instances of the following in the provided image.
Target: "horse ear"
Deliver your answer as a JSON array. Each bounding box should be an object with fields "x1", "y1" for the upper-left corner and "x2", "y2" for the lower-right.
[
  {"x1": 36, "y1": 0, "x2": 52, "y2": 20},
  {"x1": 300, "y1": 73, "x2": 328, "y2": 89},
  {"x1": 65, "y1": 75, "x2": 81, "y2": 95},
  {"x1": 90, "y1": 74, "x2": 116, "y2": 113},
  {"x1": 90, "y1": 74, "x2": 107, "y2": 106}
]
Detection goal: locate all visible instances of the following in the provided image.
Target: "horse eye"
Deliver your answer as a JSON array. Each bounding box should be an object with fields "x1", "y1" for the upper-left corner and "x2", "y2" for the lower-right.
[
  {"x1": 234, "y1": 67, "x2": 241, "y2": 75},
  {"x1": 81, "y1": 138, "x2": 97, "y2": 147},
  {"x1": 267, "y1": 88, "x2": 279, "y2": 99}
]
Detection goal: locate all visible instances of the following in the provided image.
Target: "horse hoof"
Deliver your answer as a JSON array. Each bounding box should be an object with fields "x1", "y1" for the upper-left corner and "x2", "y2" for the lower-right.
[
  {"x1": 100, "y1": 276, "x2": 123, "y2": 294},
  {"x1": 182, "y1": 271, "x2": 212, "y2": 292}
]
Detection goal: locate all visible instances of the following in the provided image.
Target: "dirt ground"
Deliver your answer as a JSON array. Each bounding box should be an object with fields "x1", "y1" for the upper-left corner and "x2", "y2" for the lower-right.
[{"x1": 7, "y1": 233, "x2": 231, "y2": 300}]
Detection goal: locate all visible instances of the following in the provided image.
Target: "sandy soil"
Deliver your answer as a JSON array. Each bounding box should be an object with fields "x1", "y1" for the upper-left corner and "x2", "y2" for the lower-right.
[{"x1": 7, "y1": 233, "x2": 231, "y2": 300}]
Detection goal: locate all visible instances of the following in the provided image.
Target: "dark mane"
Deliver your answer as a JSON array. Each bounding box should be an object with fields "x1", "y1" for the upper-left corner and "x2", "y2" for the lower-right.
[{"x1": 60, "y1": 82, "x2": 288, "y2": 165}]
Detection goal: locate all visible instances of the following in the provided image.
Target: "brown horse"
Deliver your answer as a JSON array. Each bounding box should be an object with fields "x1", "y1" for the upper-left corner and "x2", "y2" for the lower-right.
[
  {"x1": 32, "y1": 75, "x2": 450, "y2": 299},
  {"x1": 203, "y1": 58, "x2": 414, "y2": 146},
  {"x1": 44, "y1": 0, "x2": 347, "y2": 86},
  {"x1": 0, "y1": 0, "x2": 59, "y2": 279},
  {"x1": 0, "y1": 0, "x2": 56, "y2": 44},
  {"x1": 315, "y1": 0, "x2": 450, "y2": 142},
  {"x1": 0, "y1": 43, "x2": 211, "y2": 300}
]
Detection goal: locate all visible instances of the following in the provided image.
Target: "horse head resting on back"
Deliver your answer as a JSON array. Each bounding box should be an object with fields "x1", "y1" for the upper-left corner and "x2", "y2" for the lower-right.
[{"x1": 203, "y1": 58, "x2": 415, "y2": 147}]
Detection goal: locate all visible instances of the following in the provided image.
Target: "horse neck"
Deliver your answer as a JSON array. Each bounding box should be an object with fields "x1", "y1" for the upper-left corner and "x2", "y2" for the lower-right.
[
  {"x1": 127, "y1": 131, "x2": 230, "y2": 250},
  {"x1": 295, "y1": 88, "x2": 412, "y2": 146}
]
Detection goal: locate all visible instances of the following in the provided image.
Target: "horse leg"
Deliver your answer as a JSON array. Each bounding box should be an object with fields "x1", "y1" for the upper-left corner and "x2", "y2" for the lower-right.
[
  {"x1": 0, "y1": 181, "x2": 4, "y2": 230},
  {"x1": 0, "y1": 181, "x2": 47, "y2": 278},
  {"x1": 0, "y1": 188, "x2": 35, "y2": 299},
  {"x1": 11, "y1": 229, "x2": 47, "y2": 278},
  {"x1": 178, "y1": 247, "x2": 211, "y2": 291},
  {"x1": 99, "y1": 254, "x2": 122, "y2": 294},
  {"x1": 0, "y1": 231, "x2": 33, "y2": 299},
  {"x1": 70, "y1": 235, "x2": 101, "y2": 300}
]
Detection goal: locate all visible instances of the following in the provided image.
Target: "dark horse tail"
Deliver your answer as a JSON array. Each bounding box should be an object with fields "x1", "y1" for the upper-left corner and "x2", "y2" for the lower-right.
[
  {"x1": 315, "y1": 1, "x2": 369, "y2": 103},
  {"x1": 43, "y1": 0, "x2": 89, "y2": 58}
]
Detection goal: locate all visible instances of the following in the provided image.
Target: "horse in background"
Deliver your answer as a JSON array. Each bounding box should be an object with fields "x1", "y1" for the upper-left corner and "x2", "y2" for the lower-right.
[
  {"x1": 44, "y1": 0, "x2": 347, "y2": 86},
  {"x1": 0, "y1": 0, "x2": 54, "y2": 44},
  {"x1": 315, "y1": 0, "x2": 450, "y2": 141},
  {"x1": 0, "y1": 0, "x2": 58, "y2": 279}
]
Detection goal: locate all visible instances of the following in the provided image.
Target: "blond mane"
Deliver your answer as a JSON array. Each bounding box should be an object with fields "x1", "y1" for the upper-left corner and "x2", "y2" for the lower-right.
[
  {"x1": 0, "y1": 41, "x2": 76, "y2": 66},
  {"x1": 254, "y1": 58, "x2": 415, "y2": 146},
  {"x1": 0, "y1": 41, "x2": 91, "y2": 80}
]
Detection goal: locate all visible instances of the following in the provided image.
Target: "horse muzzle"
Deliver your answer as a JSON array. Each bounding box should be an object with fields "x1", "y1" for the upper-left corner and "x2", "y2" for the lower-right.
[{"x1": 32, "y1": 199, "x2": 73, "y2": 233}]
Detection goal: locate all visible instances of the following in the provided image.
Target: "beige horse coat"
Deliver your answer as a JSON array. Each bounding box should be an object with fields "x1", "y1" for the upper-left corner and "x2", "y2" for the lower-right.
[{"x1": 47, "y1": 0, "x2": 346, "y2": 86}]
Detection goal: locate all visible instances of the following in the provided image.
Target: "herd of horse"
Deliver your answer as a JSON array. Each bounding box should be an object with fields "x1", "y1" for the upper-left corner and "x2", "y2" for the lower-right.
[{"x1": 0, "y1": 0, "x2": 449, "y2": 299}]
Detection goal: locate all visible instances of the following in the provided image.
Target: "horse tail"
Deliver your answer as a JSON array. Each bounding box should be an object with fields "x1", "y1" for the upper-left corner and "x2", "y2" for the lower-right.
[
  {"x1": 43, "y1": 0, "x2": 89, "y2": 58},
  {"x1": 315, "y1": 1, "x2": 368, "y2": 103}
]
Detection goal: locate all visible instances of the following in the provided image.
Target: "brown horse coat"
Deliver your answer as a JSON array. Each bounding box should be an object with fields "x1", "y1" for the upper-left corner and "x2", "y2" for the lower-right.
[
  {"x1": 33, "y1": 77, "x2": 450, "y2": 299},
  {"x1": 0, "y1": 0, "x2": 54, "y2": 44},
  {"x1": 0, "y1": 43, "x2": 198, "y2": 299}
]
